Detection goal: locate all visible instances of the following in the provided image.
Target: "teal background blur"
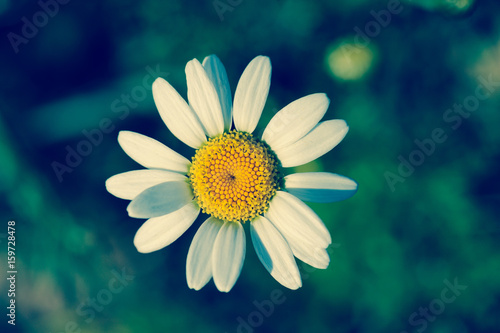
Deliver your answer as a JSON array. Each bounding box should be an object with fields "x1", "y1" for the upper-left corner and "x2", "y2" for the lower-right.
[{"x1": 1, "y1": 0, "x2": 499, "y2": 332}]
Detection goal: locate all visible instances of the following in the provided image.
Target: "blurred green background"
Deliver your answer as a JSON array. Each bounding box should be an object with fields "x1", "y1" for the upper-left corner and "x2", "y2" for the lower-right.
[{"x1": 1, "y1": 0, "x2": 499, "y2": 332}]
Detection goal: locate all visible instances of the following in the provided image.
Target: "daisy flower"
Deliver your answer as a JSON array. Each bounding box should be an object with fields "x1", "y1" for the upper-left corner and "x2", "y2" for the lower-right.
[{"x1": 106, "y1": 55, "x2": 357, "y2": 292}]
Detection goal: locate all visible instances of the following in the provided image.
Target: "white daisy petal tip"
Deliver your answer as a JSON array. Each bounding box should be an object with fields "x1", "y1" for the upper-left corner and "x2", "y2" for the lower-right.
[
  {"x1": 275, "y1": 119, "x2": 350, "y2": 168},
  {"x1": 105, "y1": 176, "x2": 117, "y2": 195},
  {"x1": 233, "y1": 56, "x2": 272, "y2": 133},
  {"x1": 133, "y1": 201, "x2": 200, "y2": 253},
  {"x1": 250, "y1": 216, "x2": 302, "y2": 290},
  {"x1": 126, "y1": 181, "x2": 193, "y2": 219},
  {"x1": 186, "y1": 217, "x2": 224, "y2": 291},
  {"x1": 116, "y1": 130, "x2": 191, "y2": 173},
  {"x1": 265, "y1": 191, "x2": 332, "y2": 248},
  {"x1": 187, "y1": 283, "x2": 204, "y2": 291},
  {"x1": 152, "y1": 77, "x2": 207, "y2": 149},
  {"x1": 216, "y1": 283, "x2": 232, "y2": 293},
  {"x1": 284, "y1": 172, "x2": 358, "y2": 203},
  {"x1": 291, "y1": 243, "x2": 330, "y2": 270},
  {"x1": 262, "y1": 92, "x2": 331, "y2": 150},
  {"x1": 105, "y1": 170, "x2": 187, "y2": 201},
  {"x1": 212, "y1": 222, "x2": 246, "y2": 293},
  {"x1": 340, "y1": 119, "x2": 349, "y2": 136},
  {"x1": 288, "y1": 276, "x2": 302, "y2": 290},
  {"x1": 185, "y1": 58, "x2": 224, "y2": 137},
  {"x1": 202, "y1": 54, "x2": 232, "y2": 131}
]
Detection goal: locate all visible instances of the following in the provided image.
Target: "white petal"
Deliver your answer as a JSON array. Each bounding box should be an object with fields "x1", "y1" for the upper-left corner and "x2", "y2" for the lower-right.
[
  {"x1": 152, "y1": 77, "x2": 206, "y2": 148},
  {"x1": 117, "y1": 131, "x2": 191, "y2": 173},
  {"x1": 233, "y1": 56, "x2": 271, "y2": 133},
  {"x1": 106, "y1": 169, "x2": 187, "y2": 200},
  {"x1": 288, "y1": 242, "x2": 330, "y2": 269},
  {"x1": 265, "y1": 191, "x2": 331, "y2": 248},
  {"x1": 212, "y1": 222, "x2": 246, "y2": 292},
  {"x1": 186, "y1": 59, "x2": 224, "y2": 137},
  {"x1": 186, "y1": 217, "x2": 224, "y2": 290},
  {"x1": 250, "y1": 216, "x2": 302, "y2": 290},
  {"x1": 127, "y1": 181, "x2": 193, "y2": 218},
  {"x1": 284, "y1": 172, "x2": 358, "y2": 203},
  {"x1": 133, "y1": 201, "x2": 200, "y2": 253},
  {"x1": 262, "y1": 93, "x2": 330, "y2": 150},
  {"x1": 202, "y1": 55, "x2": 232, "y2": 131},
  {"x1": 274, "y1": 120, "x2": 349, "y2": 168}
]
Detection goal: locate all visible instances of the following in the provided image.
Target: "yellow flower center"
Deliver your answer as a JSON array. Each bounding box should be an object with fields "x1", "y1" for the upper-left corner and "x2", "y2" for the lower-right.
[{"x1": 189, "y1": 131, "x2": 281, "y2": 222}]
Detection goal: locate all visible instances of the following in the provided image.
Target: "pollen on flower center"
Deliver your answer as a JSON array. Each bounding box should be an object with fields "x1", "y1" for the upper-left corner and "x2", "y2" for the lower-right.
[{"x1": 189, "y1": 131, "x2": 281, "y2": 222}]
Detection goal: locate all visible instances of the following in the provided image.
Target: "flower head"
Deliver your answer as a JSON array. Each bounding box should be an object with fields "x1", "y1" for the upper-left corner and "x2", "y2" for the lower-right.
[{"x1": 106, "y1": 55, "x2": 357, "y2": 292}]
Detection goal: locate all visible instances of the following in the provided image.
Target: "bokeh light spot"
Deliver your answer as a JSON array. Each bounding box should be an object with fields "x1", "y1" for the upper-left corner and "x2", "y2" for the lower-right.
[{"x1": 325, "y1": 39, "x2": 377, "y2": 81}]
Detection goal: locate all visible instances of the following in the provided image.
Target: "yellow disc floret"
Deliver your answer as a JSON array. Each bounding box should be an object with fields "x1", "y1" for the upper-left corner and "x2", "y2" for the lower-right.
[{"x1": 189, "y1": 131, "x2": 281, "y2": 222}]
